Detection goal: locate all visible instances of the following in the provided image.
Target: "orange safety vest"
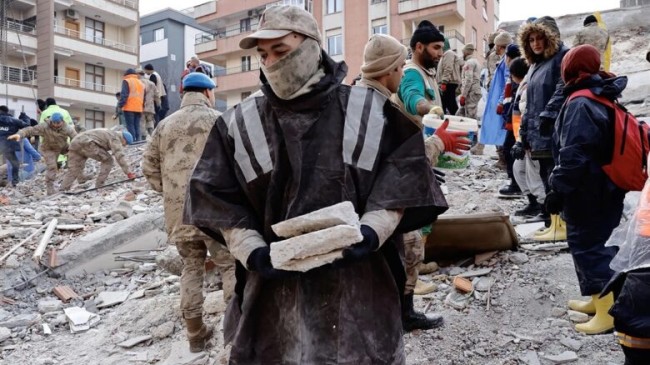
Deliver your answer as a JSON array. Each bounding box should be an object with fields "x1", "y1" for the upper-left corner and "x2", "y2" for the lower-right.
[{"x1": 122, "y1": 74, "x2": 144, "y2": 113}]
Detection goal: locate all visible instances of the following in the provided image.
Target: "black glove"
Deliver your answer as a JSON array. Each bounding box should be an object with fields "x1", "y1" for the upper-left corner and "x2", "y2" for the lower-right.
[
  {"x1": 433, "y1": 168, "x2": 446, "y2": 184},
  {"x1": 539, "y1": 116, "x2": 556, "y2": 137},
  {"x1": 246, "y1": 246, "x2": 292, "y2": 279},
  {"x1": 342, "y1": 225, "x2": 379, "y2": 260},
  {"x1": 544, "y1": 191, "x2": 564, "y2": 215},
  {"x1": 511, "y1": 142, "x2": 525, "y2": 160}
]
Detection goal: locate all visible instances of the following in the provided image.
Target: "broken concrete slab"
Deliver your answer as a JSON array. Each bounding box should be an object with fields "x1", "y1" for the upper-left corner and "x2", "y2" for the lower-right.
[
  {"x1": 459, "y1": 268, "x2": 492, "y2": 278},
  {"x1": 56, "y1": 213, "x2": 166, "y2": 277},
  {"x1": 543, "y1": 351, "x2": 578, "y2": 364},
  {"x1": 64, "y1": 307, "x2": 100, "y2": 333},
  {"x1": 37, "y1": 300, "x2": 62, "y2": 314},
  {"x1": 567, "y1": 310, "x2": 590, "y2": 323},
  {"x1": 159, "y1": 340, "x2": 209, "y2": 365},
  {"x1": 271, "y1": 201, "x2": 359, "y2": 238},
  {"x1": 95, "y1": 291, "x2": 130, "y2": 308},
  {"x1": 560, "y1": 337, "x2": 583, "y2": 351},
  {"x1": 275, "y1": 249, "x2": 344, "y2": 272},
  {"x1": 270, "y1": 224, "x2": 361, "y2": 268},
  {"x1": 117, "y1": 335, "x2": 152, "y2": 348},
  {"x1": 0, "y1": 313, "x2": 41, "y2": 329},
  {"x1": 520, "y1": 351, "x2": 541, "y2": 365}
]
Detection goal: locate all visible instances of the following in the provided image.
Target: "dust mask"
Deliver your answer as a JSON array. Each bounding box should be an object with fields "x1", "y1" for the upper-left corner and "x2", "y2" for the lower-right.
[{"x1": 261, "y1": 38, "x2": 322, "y2": 100}]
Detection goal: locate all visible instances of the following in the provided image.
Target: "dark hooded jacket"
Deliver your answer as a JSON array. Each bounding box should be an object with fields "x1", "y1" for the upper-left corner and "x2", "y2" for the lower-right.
[
  {"x1": 550, "y1": 75, "x2": 627, "y2": 223},
  {"x1": 518, "y1": 16, "x2": 570, "y2": 157},
  {"x1": 0, "y1": 111, "x2": 28, "y2": 153},
  {"x1": 184, "y1": 51, "x2": 447, "y2": 364}
]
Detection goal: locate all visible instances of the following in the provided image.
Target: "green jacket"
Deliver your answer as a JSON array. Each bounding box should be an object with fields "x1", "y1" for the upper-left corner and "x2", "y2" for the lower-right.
[
  {"x1": 39, "y1": 105, "x2": 73, "y2": 126},
  {"x1": 398, "y1": 61, "x2": 441, "y2": 116}
]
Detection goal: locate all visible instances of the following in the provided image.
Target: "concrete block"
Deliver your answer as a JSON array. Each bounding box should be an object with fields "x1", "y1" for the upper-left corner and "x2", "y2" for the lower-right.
[
  {"x1": 56, "y1": 213, "x2": 167, "y2": 277},
  {"x1": 270, "y1": 224, "x2": 362, "y2": 268},
  {"x1": 275, "y1": 250, "x2": 344, "y2": 272},
  {"x1": 271, "y1": 201, "x2": 359, "y2": 238},
  {"x1": 95, "y1": 291, "x2": 130, "y2": 308},
  {"x1": 37, "y1": 299, "x2": 63, "y2": 314}
]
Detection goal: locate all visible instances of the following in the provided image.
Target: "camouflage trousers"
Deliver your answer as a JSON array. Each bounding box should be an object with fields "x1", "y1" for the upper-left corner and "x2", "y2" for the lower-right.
[
  {"x1": 60, "y1": 142, "x2": 113, "y2": 191},
  {"x1": 140, "y1": 113, "x2": 155, "y2": 140},
  {"x1": 403, "y1": 230, "x2": 425, "y2": 295},
  {"x1": 42, "y1": 149, "x2": 64, "y2": 193},
  {"x1": 457, "y1": 88, "x2": 482, "y2": 120},
  {"x1": 177, "y1": 239, "x2": 236, "y2": 319}
]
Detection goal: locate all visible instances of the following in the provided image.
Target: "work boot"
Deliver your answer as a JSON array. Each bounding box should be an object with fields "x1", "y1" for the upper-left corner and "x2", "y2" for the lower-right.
[
  {"x1": 568, "y1": 297, "x2": 596, "y2": 315},
  {"x1": 402, "y1": 293, "x2": 444, "y2": 332},
  {"x1": 533, "y1": 215, "x2": 567, "y2": 241},
  {"x1": 470, "y1": 143, "x2": 484, "y2": 155},
  {"x1": 185, "y1": 317, "x2": 213, "y2": 353},
  {"x1": 413, "y1": 279, "x2": 436, "y2": 295},
  {"x1": 515, "y1": 194, "x2": 542, "y2": 217},
  {"x1": 499, "y1": 181, "x2": 522, "y2": 197},
  {"x1": 575, "y1": 293, "x2": 614, "y2": 335}
]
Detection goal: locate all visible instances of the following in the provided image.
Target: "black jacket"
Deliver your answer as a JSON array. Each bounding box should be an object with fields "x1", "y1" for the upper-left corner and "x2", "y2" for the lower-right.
[
  {"x1": 550, "y1": 75, "x2": 627, "y2": 223},
  {"x1": 0, "y1": 111, "x2": 28, "y2": 152}
]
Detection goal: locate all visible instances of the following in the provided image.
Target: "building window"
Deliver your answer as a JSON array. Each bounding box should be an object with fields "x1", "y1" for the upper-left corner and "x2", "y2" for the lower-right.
[
  {"x1": 241, "y1": 91, "x2": 252, "y2": 100},
  {"x1": 327, "y1": 34, "x2": 342, "y2": 56},
  {"x1": 241, "y1": 56, "x2": 251, "y2": 72},
  {"x1": 326, "y1": 0, "x2": 342, "y2": 14},
  {"x1": 85, "y1": 18, "x2": 104, "y2": 44},
  {"x1": 471, "y1": 27, "x2": 477, "y2": 46},
  {"x1": 372, "y1": 24, "x2": 387, "y2": 34},
  {"x1": 471, "y1": 0, "x2": 477, "y2": 8},
  {"x1": 85, "y1": 64, "x2": 105, "y2": 91},
  {"x1": 240, "y1": 18, "x2": 251, "y2": 33},
  {"x1": 85, "y1": 110, "x2": 105, "y2": 130},
  {"x1": 154, "y1": 28, "x2": 165, "y2": 42},
  {"x1": 438, "y1": 25, "x2": 445, "y2": 33}
]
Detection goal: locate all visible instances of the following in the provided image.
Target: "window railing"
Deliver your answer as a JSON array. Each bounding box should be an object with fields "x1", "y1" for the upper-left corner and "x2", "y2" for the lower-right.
[
  {"x1": 53, "y1": 24, "x2": 137, "y2": 53},
  {"x1": 214, "y1": 62, "x2": 262, "y2": 77},
  {"x1": 0, "y1": 65, "x2": 37, "y2": 84},
  {"x1": 107, "y1": 0, "x2": 137, "y2": 9},
  {"x1": 54, "y1": 76, "x2": 118, "y2": 94},
  {"x1": 195, "y1": 20, "x2": 260, "y2": 45},
  {"x1": 2, "y1": 20, "x2": 36, "y2": 34}
]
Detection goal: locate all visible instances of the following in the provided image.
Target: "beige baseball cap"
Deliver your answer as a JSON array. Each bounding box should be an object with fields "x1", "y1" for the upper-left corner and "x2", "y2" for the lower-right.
[{"x1": 239, "y1": 5, "x2": 322, "y2": 49}]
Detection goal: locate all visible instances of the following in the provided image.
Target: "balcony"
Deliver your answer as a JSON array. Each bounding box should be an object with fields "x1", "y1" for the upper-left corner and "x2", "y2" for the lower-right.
[
  {"x1": 195, "y1": 21, "x2": 260, "y2": 62},
  {"x1": 2, "y1": 21, "x2": 38, "y2": 54},
  {"x1": 53, "y1": 24, "x2": 138, "y2": 68},
  {"x1": 401, "y1": 29, "x2": 465, "y2": 48},
  {"x1": 72, "y1": 0, "x2": 139, "y2": 25},
  {"x1": 214, "y1": 64, "x2": 261, "y2": 96},
  {"x1": 53, "y1": 76, "x2": 118, "y2": 108},
  {"x1": 0, "y1": 65, "x2": 37, "y2": 100},
  {"x1": 193, "y1": 1, "x2": 217, "y2": 19},
  {"x1": 398, "y1": 0, "x2": 464, "y2": 19}
]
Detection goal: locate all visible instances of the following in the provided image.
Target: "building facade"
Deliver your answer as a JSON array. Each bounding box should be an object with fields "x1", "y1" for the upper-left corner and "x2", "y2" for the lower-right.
[
  {"x1": 140, "y1": 8, "x2": 217, "y2": 114},
  {"x1": 192, "y1": 0, "x2": 498, "y2": 110},
  {"x1": 1, "y1": 0, "x2": 139, "y2": 129}
]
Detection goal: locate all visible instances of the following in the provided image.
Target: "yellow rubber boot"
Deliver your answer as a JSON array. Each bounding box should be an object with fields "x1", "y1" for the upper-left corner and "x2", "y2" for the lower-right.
[
  {"x1": 568, "y1": 297, "x2": 596, "y2": 315},
  {"x1": 533, "y1": 215, "x2": 567, "y2": 241},
  {"x1": 575, "y1": 293, "x2": 614, "y2": 335},
  {"x1": 534, "y1": 215, "x2": 555, "y2": 237}
]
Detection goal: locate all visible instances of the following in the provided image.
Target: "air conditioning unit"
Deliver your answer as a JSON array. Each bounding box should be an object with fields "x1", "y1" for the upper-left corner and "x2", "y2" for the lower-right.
[{"x1": 65, "y1": 9, "x2": 79, "y2": 20}]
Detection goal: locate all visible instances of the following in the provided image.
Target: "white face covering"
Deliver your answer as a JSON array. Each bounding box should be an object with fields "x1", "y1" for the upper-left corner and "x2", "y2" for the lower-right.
[{"x1": 261, "y1": 38, "x2": 322, "y2": 100}]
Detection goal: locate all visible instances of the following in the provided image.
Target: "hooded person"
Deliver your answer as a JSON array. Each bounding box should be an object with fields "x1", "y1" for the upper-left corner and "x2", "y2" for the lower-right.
[
  {"x1": 358, "y1": 34, "x2": 469, "y2": 332},
  {"x1": 517, "y1": 15, "x2": 570, "y2": 240},
  {"x1": 436, "y1": 37, "x2": 463, "y2": 115},
  {"x1": 573, "y1": 15, "x2": 610, "y2": 71},
  {"x1": 395, "y1": 20, "x2": 446, "y2": 125},
  {"x1": 143, "y1": 72, "x2": 235, "y2": 353},
  {"x1": 183, "y1": 6, "x2": 447, "y2": 364},
  {"x1": 547, "y1": 44, "x2": 624, "y2": 336}
]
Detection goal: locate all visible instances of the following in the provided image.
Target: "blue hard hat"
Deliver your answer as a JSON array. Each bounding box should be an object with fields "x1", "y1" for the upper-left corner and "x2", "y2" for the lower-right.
[
  {"x1": 182, "y1": 72, "x2": 215, "y2": 90},
  {"x1": 50, "y1": 112, "x2": 64, "y2": 123},
  {"x1": 122, "y1": 131, "x2": 134, "y2": 145}
]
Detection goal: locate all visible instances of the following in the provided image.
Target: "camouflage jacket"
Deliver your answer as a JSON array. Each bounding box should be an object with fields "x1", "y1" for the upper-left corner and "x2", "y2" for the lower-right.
[
  {"x1": 18, "y1": 123, "x2": 76, "y2": 152},
  {"x1": 142, "y1": 78, "x2": 160, "y2": 114},
  {"x1": 574, "y1": 23, "x2": 609, "y2": 56},
  {"x1": 70, "y1": 129, "x2": 130, "y2": 174},
  {"x1": 142, "y1": 92, "x2": 221, "y2": 243},
  {"x1": 436, "y1": 50, "x2": 463, "y2": 85},
  {"x1": 461, "y1": 55, "x2": 482, "y2": 97}
]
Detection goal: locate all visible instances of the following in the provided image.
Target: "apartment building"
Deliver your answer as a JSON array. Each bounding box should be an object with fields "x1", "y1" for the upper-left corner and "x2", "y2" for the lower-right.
[
  {"x1": 0, "y1": 0, "x2": 139, "y2": 129},
  {"x1": 192, "y1": 0, "x2": 498, "y2": 109}
]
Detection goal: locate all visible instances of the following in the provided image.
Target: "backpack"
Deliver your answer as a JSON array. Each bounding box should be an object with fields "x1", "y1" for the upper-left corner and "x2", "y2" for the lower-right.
[{"x1": 568, "y1": 89, "x2": 649, "y2": 191}]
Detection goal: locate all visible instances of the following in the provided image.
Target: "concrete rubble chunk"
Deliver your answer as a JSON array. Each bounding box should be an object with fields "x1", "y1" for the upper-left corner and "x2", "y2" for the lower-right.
[
  {"x1": 42, "y1": 324, "x2": 52, "y2": 336},
  {"x1": 37, "y1": 299, "x2": 63, "y2": 314},
  {"x1": 160, "y1": 341, "x2": 209, "y2": 365},
  {"x1": 117, "y1": 335, "x2": 152, "y2": 348},
  {"x1": 204, "y1": 291, "x2": 227, "y2": 315},
  {"x1": 64, "y1": 307, "x2": 100, "y2": 333},
  {"x1": 270, "y1": 224, "x2": 361, "y2": 269},
  {"x1": 520, "y1": 351, "x2": 541, "y2": 365},
  {"x1": 112, "y1": 201, "x2": 134, "y2": 219},
  {"x1": 0, "y1": 327, "x2": 10, "y2": 343},
  {"x1": 95, "y1": 291, "x2": 130, "y2": 308},
  {"x1": 509, "y1": 252, "x2": 529, "y2": 265},
  {"x1": 151, "y1": 321, "x2": 175, "y2": 339},
  {"x1": 271, "y1": 201, "x2": 359, "y2": 238},
  {"x1": 445, "y1": 291, "x2": 472, "y2": 310},
  {"x1": 275, "y1": 250, "x2": 344, "y2": 272},
  {"x1": 474, "y1": 277, "x2": 494, "y2": 292},
  {"x1": 560, "y1": 337, "x2": 583, "y2": 351},
  {"x1": 567, "y1": 310, "x2": 589, "y2": 323},
  {"x1": 56, "y1": 224, "x2": 85, "y2": 231},
  {"x1": 459, "y1": 268, "x2": 492, "y2": 278},
  {"x1": 543, "y1": 351, "x2": 579, "y2": 364},
  {"x1": 0, "y1": 313, "x2": 41, "y2": 329}
]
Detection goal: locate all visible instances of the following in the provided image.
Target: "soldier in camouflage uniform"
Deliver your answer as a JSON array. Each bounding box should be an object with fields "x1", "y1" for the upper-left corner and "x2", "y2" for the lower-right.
[
  {"x1": 458, "y1": 43, "x2": 482, "y2": 119},
  {"x1": 137, "y1": 68, "x2": 160, "y2": 140},
  {"x1": 59, "y1": 129, "x2": 136, "y2": 191},
  {"x1": 573, "y1": 15, "x2": 610, "y2": 70},
  {"x1": 8, "y1": 112, "x2": 76, "y2": 195},
  {"x1": 142, "y1": 72, "x2": 235, "y2": 353}
]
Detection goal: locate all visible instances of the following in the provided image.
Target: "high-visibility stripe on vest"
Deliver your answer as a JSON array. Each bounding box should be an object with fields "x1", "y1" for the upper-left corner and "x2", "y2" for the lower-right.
[
  {"x1": 617, "y1": 332, "x2": 650, "y2": 350},
  {"x1": 123, "y1": 75, "x2": 144, "y2": 113}
]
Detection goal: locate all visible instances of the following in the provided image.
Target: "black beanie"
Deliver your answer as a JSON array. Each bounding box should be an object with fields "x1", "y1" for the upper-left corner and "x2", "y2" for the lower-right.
[
  {"x1": 144, "y1": 63, "x2": 154, "y2": 71},
  {"x1": 410, "y1": 20, "x2": 445, "y2": 49},
  {"x1": 584, "y1": 15, "x2": 597, "y2": 26}
]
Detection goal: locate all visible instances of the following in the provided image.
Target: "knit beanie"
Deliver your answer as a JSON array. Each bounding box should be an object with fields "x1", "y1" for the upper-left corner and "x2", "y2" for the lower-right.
[
  {"x1": 506, "y1": 44, "x2": 521, "y2": 59},
  {"x1": 494, "y1": 32, "x2": 513, "y2": 47},
  {"x1": 488, "y1": 32, "x2": 499, "y2": 46},
  {"x1": 361, "y1": 34, "x2": 408, "y2": 79},
  {"x1": 463, "y1": 43, "x2": 476, "y2": 53},
  {"x1": 410, "y1": 20, "x2": 445, "y2": 49}
]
